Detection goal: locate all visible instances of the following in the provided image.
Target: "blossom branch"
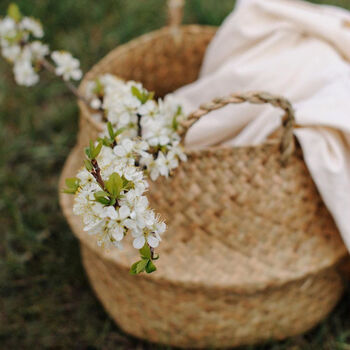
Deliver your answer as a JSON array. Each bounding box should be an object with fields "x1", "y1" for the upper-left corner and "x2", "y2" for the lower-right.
[
  {"x1": 90, "y1": 158, "x2": 105, "y2": 190},
  {"x1": 2, "y1": 3, "x2": 186, "y2": 275}
]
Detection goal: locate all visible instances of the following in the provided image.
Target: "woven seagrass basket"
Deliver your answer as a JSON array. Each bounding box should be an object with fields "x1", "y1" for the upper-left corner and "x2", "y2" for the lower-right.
[{"x1": 59, "y1": 1, "x2": 348, "y2": 348}]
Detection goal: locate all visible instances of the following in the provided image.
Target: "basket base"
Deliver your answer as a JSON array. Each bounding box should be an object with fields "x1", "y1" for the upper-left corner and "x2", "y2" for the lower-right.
[{"x1": 81, "y1": 243, "x2": 344, "y2": 349}]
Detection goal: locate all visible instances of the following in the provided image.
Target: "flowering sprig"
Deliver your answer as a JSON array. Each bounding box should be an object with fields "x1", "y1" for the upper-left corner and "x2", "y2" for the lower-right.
[
  {"x1": 1, "y1": 4, "x2": 189, "y2": 274},
  {"x1": 0, "y1": 3, "x2": 86, "y2": 102},
  {"x1": 64, "y1": 124, "x2": 168, "y2": 274},
  {"x1": 0, "y1": 4, "x2": 187, "y2": 183},
  {"x1": 87, "y1": 75, "x2": 188, "y2": 181}
]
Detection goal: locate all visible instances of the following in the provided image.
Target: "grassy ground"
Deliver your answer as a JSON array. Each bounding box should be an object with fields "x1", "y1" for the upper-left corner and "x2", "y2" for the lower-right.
[{"x1": 1, "y1": 0, "x2": 350, "y2": 349}]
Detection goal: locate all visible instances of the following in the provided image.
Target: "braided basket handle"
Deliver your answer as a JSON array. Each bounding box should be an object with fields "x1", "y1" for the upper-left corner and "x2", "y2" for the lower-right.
[
  {"x1": 179, "y1": 92, "x2": 296, "y2": 165},
  {"x1": 168, "y1": 0, "x2": 185, "y2": 27}
]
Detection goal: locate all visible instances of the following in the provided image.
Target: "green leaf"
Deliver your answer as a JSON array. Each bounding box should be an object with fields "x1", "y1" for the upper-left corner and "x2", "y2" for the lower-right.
[
  {"x1": 130, "y1": 259, "x2": 150, "y2": 275},
  {"x1": 84, "y1": 159, "x2": 93, "y2": 171},
  {"x1": 115, "y1": 127, "x2": 126, "y2": 137},
  {"x1": 94, "y1": 191, "x2": 110, "y2": 205},
  {"x1": 85, "y1": 147, "x2": 91, "y2": 159},
  {"x1": 176, "y1": 105, "x2": 183, "y2": 116},
  {"x1": 98, "y1": 136, "x2": 112, "y2": 147},
  {"x1": 105, "y1": 172, "x2": 123, "y2": 198},
  {"x1": 131, "y1": 86, "x2": 153, "y2": 104},
  {"x1": 145, "y1": 260, "x2": 157, "y2": 273},
  {"x1": 94, "y1": 190, "x2": 110, "y2": 198},
  {"x1": 65, "y1": 177, "x2": 79, "y2": 188},
  {"x1": 172, "y1": 115, "x2": 179, "y2": 131},
  {"x1": 131, "y1": 86, "x2": 143, "y2": 101},
  {"x1": 139, "y1": 244, "x2": 151, "y2": 259},
  {"x1": 92, "y1": 141, "x2": 102, "y2": 159},
  {"x1": 63, "y1": 188, "x2": 77, "y2": 195},
  {"x1": 95, "y1": 198, "x2": 110, "y2": 205},
  {"x1": 129, "y1": 261, "x2": 140, "y2": 275},
  {"x1": 63, "y1": 177, "x2": 80, "y2": 194},
  {"x1": 107, "y1": 122, "x2": 114, "y2": 140},
  {"x1": 122, "y1": 177, "x2": 133, "y2": 191},
  {"x1": 86, "y1": 140, "x2": 103, "y2": 159},
  {"x1": 8, "y1": 3, "x2": 22, "y2": 22},
  {"x1": 94, "y1": 197, "x2": 110, "y2": 205},
  {"x1": 88, "y1": 140, "x2": 95, "y2": 158},
  {"x1": 136, "y1": 258, "x2": 148, "y2": 274},
  {"x1": 93, "y1": 78, "x2": 104, "y2": 96},
  {"x1": 172, "y1": 106, "x2": 182, "y2": 131}
]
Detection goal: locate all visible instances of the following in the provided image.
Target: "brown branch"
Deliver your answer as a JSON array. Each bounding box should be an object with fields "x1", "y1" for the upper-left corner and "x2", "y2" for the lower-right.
[
  {"x1": 91, "y1": 158, "x2": 119, "y2": 207},
  {"x1": 91, "y1": 159, "x2": 105, "y2": 190},
  {"x1": 136, "y1": 113, "x2": 142, "y2": 137}
]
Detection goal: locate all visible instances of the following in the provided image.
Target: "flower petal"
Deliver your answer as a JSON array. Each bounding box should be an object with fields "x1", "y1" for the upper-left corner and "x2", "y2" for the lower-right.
[
  {"x1": 147, "y1": 235, "x2": 159, "y2": 248},
  {"x1": 114, "y1": 145, "x2": 125, "y2": 157},
  {"x1": 104, "y1": 206, "x2": 118, "y2": 219},
  {"x1": 119, "y1": 205, "x2": 130, "y2": 220},
  {"x1": 133, "y1": 235, "x2": 145, "y2": 249},
  {"x1": 113, "y1": 230, "x2": 124, "y2": 241}
]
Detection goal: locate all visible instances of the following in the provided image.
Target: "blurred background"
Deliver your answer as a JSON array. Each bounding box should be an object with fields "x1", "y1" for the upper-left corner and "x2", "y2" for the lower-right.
[{"x1": 1, "y1": 0, "x2": 350, "y2": 349}]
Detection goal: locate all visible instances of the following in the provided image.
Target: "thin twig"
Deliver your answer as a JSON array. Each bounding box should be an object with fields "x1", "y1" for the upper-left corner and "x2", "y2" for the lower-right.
[
  {"x1": 91, "y1": 158, "x2": 119, "y2": 207},
  {"x1": 40, "y1": 58, "x2": 90, "y2": 106},
  {"x1": 136, "y1": 113, "x2": 142, "y2": 137},
  {"x1": 91, "y1": 159, "x2": 105, "y2": 190}
]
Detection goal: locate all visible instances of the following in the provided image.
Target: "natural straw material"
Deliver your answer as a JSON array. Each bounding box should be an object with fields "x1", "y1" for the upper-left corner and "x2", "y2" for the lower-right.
[
  {"x1": 59, "y1": 18, "x2": 348, "y2": 350},
  {"x1": 180, "y1": 91, "x2": 296, "y2": 165},
  {"x1": 168, "y1": 0, "x2": 185, "y2": 27},
  {"x1": 75, "y1": 25, "x2": 216, "y2": 152}
]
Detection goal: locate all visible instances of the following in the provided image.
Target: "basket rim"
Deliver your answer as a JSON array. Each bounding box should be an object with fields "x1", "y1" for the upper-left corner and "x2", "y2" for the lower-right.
[{"x1": 77, "y1": 24, "x2": 217, "y2": 134}]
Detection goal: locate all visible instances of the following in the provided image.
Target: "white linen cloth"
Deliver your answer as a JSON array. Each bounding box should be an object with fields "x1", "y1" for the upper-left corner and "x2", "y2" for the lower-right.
[{"x1": 174, "y1": 0, "x2": 350, "y2": 247}]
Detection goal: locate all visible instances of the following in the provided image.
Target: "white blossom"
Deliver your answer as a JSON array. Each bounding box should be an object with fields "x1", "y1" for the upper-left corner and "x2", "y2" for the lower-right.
[
  {"x1": 13, "y1": 59, "x2": 39, "y2": 86},
  {"x1": 169, "y1": 143, "x2": 187, "y2": 162},
  {"x1": 0, "y1": 17, "x2": 17, "y2": 38},
  {"x1": 73, "y1": 193, "x2": 104, "y2": 231},
  {"x1": 28, "y1": 41, "x2": 49, "y2": 61},
  {"x1": 51, "y1": 50, "x2": 82, "y2": 81},
  {"x1": 138, "y1": 99, "x2": 158, "y2": 118},
  {"x1": 83, "y1": 74, "x2": 187, "y2": 184},
  {"x1": 113, "y1": 138, "x2": 136, "y2": 159},
  {"x1": 72, "y1": 141, "x2": 164, "y2": 252},
  {"x1": 0, "y1": 10, "x2": 85, "y2": 89},
  {"x1": 2, "y1": 44, "x2": 20, "y2": 62},
  {"x1": 19, "y1": 17, "x2": 44, "y2": 38},
  {"x1": 90, "y1": 98, "x2": 101, "y2": 110},
  {"x1": 142, "y1": 119, "x2": 171, "y2": 146},
  {"x1": 63, "y1": 75, "x2": 188, "y2": 263},
  {"x1": 131, "y1": 213, "x2": 166, "y2": 249}
]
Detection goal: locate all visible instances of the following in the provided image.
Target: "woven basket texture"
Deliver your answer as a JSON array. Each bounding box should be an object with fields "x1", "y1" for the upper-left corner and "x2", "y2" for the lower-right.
[{"x1": 59, "y1": 25, "x2": 348, "y2": 348}]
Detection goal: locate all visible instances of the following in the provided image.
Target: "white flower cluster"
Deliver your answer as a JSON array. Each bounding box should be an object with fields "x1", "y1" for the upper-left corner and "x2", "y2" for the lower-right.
[
  {"x1": 51, "y1": 51, "x2": 82, "y2": 81},
  {"x1": 72, "y1": 144, "x2": 166, "y2": 252},
  {"x1": 0, "y1": 4, "x2": 82, "y2": 86},
  {"x1": 86, "y1": 74, "x2": 187, "y2": 180},
  {"x1": 72, "y1": 78, "x2": 188, "y2": 271},
  {"x1": 0, "y1": 4, "x2": 189, "y2": 273}
]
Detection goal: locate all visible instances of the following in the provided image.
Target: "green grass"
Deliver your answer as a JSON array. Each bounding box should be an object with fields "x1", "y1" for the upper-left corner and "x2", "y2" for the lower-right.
[{"x1": 1, "y1": 0, "x2": 350, "y2": 348}]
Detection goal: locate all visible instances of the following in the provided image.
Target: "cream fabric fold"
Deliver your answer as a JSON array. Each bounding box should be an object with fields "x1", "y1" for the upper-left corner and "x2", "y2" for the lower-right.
[{"x1": 174, "y1": 0, "x2": 350, "y2": 247}]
